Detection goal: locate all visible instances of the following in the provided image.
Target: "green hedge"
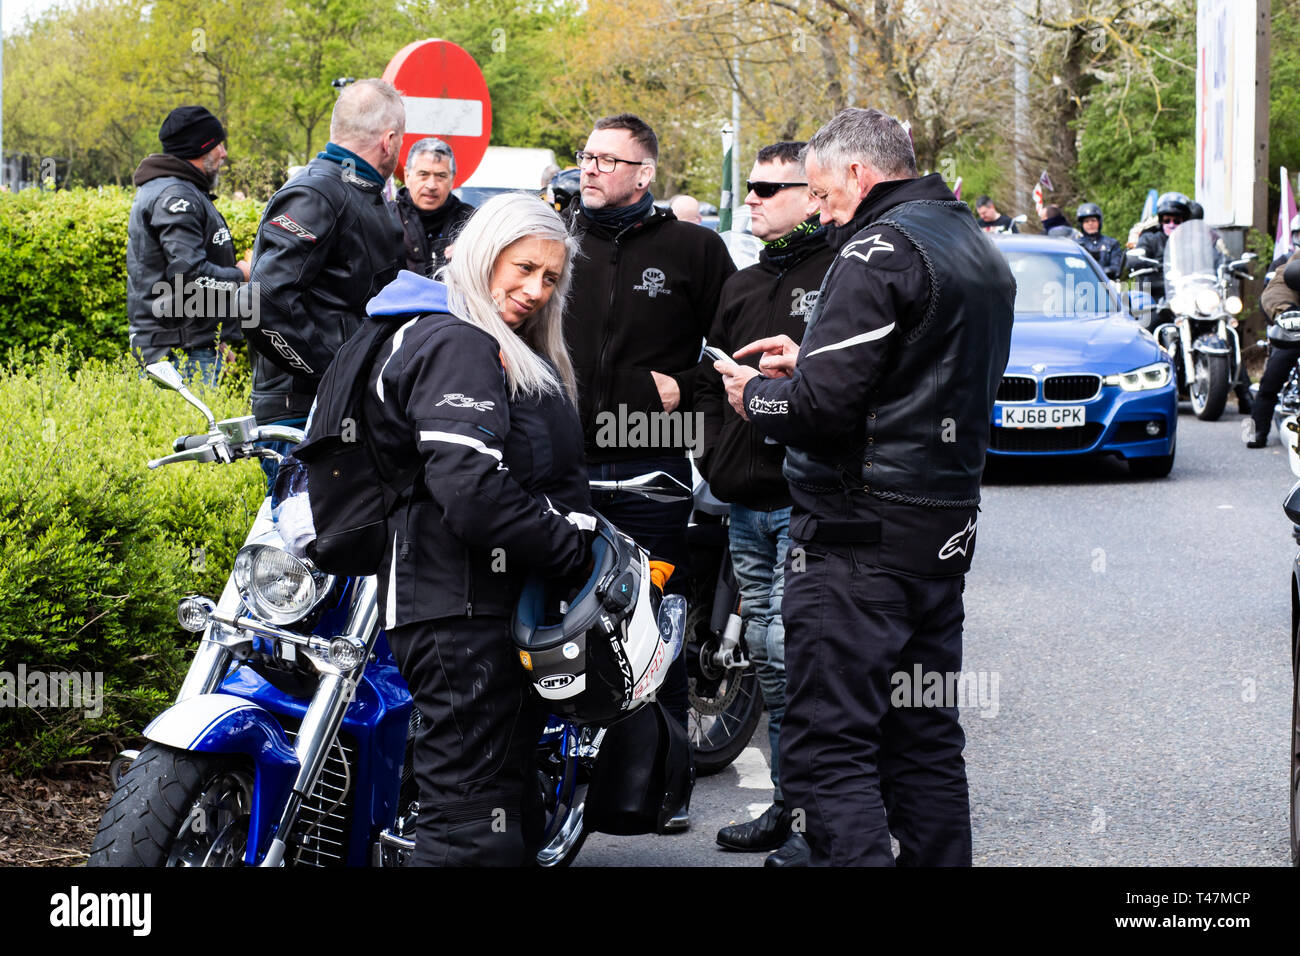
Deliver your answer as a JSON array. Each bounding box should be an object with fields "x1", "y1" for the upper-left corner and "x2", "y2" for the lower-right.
[
  {"x1": 0, "y1": 348, "x2": 266, "y2": 772},
  {"x1": 0, "y1": 187, "x2": 263, "y2": 365}
]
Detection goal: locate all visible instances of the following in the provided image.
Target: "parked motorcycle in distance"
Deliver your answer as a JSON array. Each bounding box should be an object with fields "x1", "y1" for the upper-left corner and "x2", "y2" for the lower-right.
[
  {"x1": 1126, "y1": 221, "x2": 1256, "y2": 421},
  {"x1": 1279, "y1": 481, "x2": 1300, "y2": 865},
  {"x1": 88, "y1": 362, "x2": 686, "y2": 868}
]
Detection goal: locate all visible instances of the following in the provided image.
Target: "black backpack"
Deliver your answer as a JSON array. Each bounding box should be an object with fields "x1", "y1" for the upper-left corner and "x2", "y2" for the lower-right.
[{"x1": 291, "y1": 312, "x2": 425, "y2": 576}]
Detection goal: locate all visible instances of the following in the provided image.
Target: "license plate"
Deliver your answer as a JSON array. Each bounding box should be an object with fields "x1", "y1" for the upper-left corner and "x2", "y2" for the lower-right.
[{"x1": 998, "y1": 405, "x2": 1085, "y2": 428}]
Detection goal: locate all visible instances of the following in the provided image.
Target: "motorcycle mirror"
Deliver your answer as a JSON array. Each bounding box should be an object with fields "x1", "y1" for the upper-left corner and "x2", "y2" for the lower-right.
[
  {"x1": 588, "y1": 471, "x2": 692, "y2": 502},
  {"x1": 1011, "y1": 214, "x2": 1028, "y2": 225},
  {"x1": 145, "y1": 361, "x2": 217, "y2": 432},
  {"x1": 1283, "y1": 257, "x2": 1300, "y2": 292},
  {"x1": 1284, "y1": 480, "x2": 1300, "y2": 525}
]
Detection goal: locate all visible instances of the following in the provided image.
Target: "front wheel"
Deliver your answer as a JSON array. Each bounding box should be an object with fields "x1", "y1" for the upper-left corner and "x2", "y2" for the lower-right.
[
  {"x1": 686, "y1": 603, "x2": 764, "y2": 775},
  {"x1": 88, "y1": 743, "x2": 254, "y2": 867},
  {"x1": 536, "y1": 725, "x2": 589, "y2": 867},
  {"x1": 1190, "y1": 352, "x2": 1229, "y2": 421}
]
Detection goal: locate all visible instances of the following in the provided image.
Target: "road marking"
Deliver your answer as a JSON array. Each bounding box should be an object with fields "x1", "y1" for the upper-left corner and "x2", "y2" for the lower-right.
[{"x1": 732, "y1": 747, "x2": 771, "y2": 789}]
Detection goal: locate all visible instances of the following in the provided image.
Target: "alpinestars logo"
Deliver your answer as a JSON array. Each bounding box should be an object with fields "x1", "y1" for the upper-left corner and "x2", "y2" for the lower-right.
[
  {"x1": 211, "y1": 227, "x2": 232, "y2": 246},
  {"x1": 436, "y1": 393, "x2": 496, "y2": 411},
  {"x1": 747, "y1": 396, "x2": 788, "y2": 416},
  {"x1": 262, "y1": 330, "x2": 315, "y2": 374},
  {"x1": 633, "y1": 268, "x2": 671, "y2": 298},
  {"x1": 270, "y1": 214, "x2": 317, "y2": 242},
  {"x1": 166, "y1": 197, "x2": 191, "y2": 213},
  {"x1": 938, "y1": 518, "x2": 977, "y2": 560},
  {"x1": 841, "y1": 233, "x2": 896, "y2": 265}
]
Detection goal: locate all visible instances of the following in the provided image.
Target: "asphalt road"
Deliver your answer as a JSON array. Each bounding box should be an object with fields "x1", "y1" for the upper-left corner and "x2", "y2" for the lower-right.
[{"x1": 577, "y1": 403, "x2": 1297, "y2": 866}]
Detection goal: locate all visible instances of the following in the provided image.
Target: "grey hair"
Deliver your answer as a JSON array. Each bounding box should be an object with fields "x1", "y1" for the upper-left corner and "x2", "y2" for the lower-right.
[
  {"x1": 407, "y1": 136, "x2": 456, "y2": 177},
  {"x1": 443, "y1": 193, "x2": 579, "y2": 405},
  {"x1": 803, "y1": 108, "x2": 917, "y2": 181},
  {"x1": 329, "y1": 78, "x2": 404, "y2": 148}
]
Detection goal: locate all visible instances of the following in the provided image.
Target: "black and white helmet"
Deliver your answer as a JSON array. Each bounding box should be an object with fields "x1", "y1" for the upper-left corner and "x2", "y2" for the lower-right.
[{"x1": 512, "y1": 514, "x2": 684, "y2": 724}]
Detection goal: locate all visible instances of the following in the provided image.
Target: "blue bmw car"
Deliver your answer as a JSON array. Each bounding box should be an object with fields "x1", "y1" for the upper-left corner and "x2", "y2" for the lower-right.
[{"x1": 988, "y1": 235, "x2": 1178, "y2": 477}]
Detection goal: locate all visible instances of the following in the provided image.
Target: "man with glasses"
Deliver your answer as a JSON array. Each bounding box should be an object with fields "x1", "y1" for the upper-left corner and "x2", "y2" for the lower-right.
[
  {"x1": 697, "y1": 141, "x2": 833, "y2": 866},
  {"x1": 565, "y1": 114, "x2": 735, "y2": 832},
  {"x1": 391, "y1": 137, "x2": 475, "y2": 277}
]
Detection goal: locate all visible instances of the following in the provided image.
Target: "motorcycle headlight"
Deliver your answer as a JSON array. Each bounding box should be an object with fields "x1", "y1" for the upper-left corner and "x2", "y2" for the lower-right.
[
  {"x1": 232, "y1": 544, "x2": 333, "y2": 625},
  {"x1": 1225, "y1": 295, "x2": 1243, "y2": 315},
  {"x1": 1195, "y1": 288, "x2": 1220, "y2": 315},
  {"x1": 1105, "y1": 361, "x2": 1172, "y2": 392},
  {"x1": 1170, "y1": 292, "x2": 1196, "y2": 316}
]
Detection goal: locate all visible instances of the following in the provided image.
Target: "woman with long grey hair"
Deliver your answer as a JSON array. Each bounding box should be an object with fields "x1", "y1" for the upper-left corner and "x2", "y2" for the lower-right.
[{"x1": 360, "y1": 192, "x2": 595, "y2": 865}]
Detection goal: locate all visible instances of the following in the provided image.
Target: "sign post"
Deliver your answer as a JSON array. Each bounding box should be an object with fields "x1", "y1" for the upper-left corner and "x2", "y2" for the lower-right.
[{"x1": 382, "y1": 39, "x2": 492, "y2": 187}]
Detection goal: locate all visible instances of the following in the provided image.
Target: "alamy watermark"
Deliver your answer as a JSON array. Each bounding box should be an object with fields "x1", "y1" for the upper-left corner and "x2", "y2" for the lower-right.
[
  {"x1": 0, "y1": 664, "x2": 104, "y2": 718},
  {"x1": 890, "y1": 665, "x2": 1000, "y2": 719},
  {"x1": 151, "y1": 274, "x2": 259, "y2": 327},
  {"x1": 594, "y1": 404, "x2": 705, "y2": 458}
]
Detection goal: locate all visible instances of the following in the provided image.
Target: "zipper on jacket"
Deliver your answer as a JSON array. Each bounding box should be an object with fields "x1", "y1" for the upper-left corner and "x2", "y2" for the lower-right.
[{"x1": 594, "y1": 235, "x2": 624, "y2": 422}]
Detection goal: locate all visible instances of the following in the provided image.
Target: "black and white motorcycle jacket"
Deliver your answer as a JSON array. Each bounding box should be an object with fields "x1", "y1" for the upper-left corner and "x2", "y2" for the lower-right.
[
  {"x1": 126, "y1": 154, "x2": 246, "y2": 362},
  {"x1": 360, "y1": 272, "x2": 594, "y2": 628},
  {"x1": 743, "y1": 174, "x2": 1016, "y2": 575},
  {"x1": 241, "y1": 153, "x2": 404, "y2": 424}
]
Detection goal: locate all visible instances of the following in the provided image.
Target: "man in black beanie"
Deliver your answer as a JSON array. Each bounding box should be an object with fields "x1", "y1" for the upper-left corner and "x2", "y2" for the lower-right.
[{"x1": 127, "y1": 105, "x2": 250, "y2": 385}]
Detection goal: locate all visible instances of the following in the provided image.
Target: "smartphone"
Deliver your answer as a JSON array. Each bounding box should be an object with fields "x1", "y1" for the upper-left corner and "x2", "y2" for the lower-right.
[{"x1": 702, "y1": 345, "x2": 732, "y2": 364}]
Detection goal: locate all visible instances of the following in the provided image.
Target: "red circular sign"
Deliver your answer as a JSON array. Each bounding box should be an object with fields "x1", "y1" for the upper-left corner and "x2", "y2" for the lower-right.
[{"x1": 383, "y1": 39, "x2": 492, "y2": 187}]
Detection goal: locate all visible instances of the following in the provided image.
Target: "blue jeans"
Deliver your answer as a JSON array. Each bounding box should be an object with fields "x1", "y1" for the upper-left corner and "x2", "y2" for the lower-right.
[
  {"x1": 728, "y1": 503, "x2": 790, "y2": 801},
  {"x1": 169, "y1": 347, "x2": 220, "y2": 389},
  {"x1": 257, "y1": 420, "x2": 307, "y2": 492}
]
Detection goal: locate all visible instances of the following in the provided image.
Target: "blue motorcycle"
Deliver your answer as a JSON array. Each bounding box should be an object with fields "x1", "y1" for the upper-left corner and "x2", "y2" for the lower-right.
[{"x1": 88, "y1": 362, "x2": 684, "y2": 867}]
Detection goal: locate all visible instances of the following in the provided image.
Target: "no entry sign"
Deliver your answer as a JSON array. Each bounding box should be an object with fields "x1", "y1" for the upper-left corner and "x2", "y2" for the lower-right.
[{"x1": 382, "y1": 39, "x2": 492, "y2": 187}]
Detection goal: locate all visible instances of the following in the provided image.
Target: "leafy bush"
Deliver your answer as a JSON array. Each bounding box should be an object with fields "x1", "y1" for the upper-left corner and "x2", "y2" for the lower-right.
[
  {"x1": 0, "y1": 348, "x2": 265, "y2": 772},
  {"x1": 0, "y1": 187, "x2": 262, "y2": 365}
]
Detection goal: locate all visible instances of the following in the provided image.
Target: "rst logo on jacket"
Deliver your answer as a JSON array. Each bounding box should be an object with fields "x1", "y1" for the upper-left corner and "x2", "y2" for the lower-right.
[
  {"x1": 633, "y1": 268, "x2": 671, "y2": 298},
  {"x1": 166, "y1": 197, "x2": 191, "y2": 214},
  {"x1": 269, "y1": 214, "x2": 318, "y2": 242},
  {"x1": 436, "y1": 393, "x2": 496, "y2": 411}
]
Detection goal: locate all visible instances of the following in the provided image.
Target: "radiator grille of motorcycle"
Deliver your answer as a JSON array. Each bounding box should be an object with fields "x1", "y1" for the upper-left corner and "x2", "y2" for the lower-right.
[
  {"x1": 989, "y1": 422, "x2": 1104, "y2": 453},
  {"x1": 997, "y1": 375, "x2": 1037, "y2": 403},
  {"x1": 284, "y1": 729, "x2": 355, "y2": 867},
  {"x1": 1042, "y1": 374, "x2": 1102, "y2": 402}
]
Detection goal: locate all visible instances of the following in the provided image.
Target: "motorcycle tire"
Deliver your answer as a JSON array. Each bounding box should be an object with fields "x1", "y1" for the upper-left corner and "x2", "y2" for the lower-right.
[
  {"x1": 87, "y1": 743, "x2": 254, "y2": 867},
  {"x1": 1291, "y1": 628, "x2": 1299, "y2": 867},
  {"x1": 685, "y1": 602, "x2": 764, "y2": 776},
  {"x1": 536, "y1": 735, "x2": 588, "y2": 867},
  {"x1": 1190, "y1": 352, "x2": 1229, "y2": 421}
]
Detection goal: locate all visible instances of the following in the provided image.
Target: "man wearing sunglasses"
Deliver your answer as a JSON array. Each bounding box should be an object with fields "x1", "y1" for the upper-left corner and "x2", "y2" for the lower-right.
[
  {"x1": 714, "y1": 108, "x2": 1015, "y2": 866},
  {"x1": 564, "y1": 114, "x2": 736, "y2": 832},
  {"x1": 696, "y1": 141, "x2": 833, "y2": 866}
]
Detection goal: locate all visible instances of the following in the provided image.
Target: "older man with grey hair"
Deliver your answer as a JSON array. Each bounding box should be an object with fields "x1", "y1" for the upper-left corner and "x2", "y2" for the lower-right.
[
  {"x1": 715, "y1": 107, "x2": 1016, "y2": 866},
  {"x1": 241, "y1": 78, "x2": 406, "y2": 482},
  {"x1": 392, "y1": 137, "x2": 475, "y2": 277}
]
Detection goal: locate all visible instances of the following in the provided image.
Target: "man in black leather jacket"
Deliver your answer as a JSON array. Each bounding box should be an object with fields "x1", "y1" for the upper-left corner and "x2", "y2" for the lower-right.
[
  {"x1": 240, "y1": 79, "x2": 405, "y2": 464},
  {"x1": 1075, "y1": 202, "x2": 1124, "y2": 280},
  {"x1": 390, "y1": 137, "x2": 475, "y2": 277},
  {"x1": 717, "y1": 108, "x2": 1015, "y2": 866},
  {"x1": 126, "y1": 105, "x2": 250, "y2": 383}
]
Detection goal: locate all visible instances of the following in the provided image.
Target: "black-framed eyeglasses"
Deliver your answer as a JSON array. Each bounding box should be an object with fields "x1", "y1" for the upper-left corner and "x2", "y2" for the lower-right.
[
  {"x1": 746, "y1": 180, "x2": 808, "y2": 199},
  {"x1": 575, "y1": 151, "x2": 647, "y2": 173}
]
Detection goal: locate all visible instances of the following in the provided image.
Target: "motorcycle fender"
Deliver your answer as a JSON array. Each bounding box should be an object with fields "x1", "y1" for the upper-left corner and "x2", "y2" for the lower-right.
[
  {"x1": 144, "y1": 693, "x2": 299, "y2": 865},
  {"x1": 1191, "y1": 333, "x2": 1230, "y2": 356}
]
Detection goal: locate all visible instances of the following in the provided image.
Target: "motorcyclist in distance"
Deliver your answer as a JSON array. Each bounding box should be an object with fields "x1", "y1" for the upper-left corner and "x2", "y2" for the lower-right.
[{"x1": 1074, "y1": 202, "x2": 1123, "y2": 280}]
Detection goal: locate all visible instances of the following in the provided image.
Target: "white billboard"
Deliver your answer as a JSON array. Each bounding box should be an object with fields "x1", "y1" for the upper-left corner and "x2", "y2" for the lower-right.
[{"x1": 1195, "y1": 0, "x2": 1261, "y2": 228}]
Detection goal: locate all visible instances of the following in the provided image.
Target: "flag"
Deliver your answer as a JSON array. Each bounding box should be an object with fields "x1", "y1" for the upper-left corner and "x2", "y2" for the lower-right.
[
  {"x1": 719, "y1": 124, "x2": 734, "y2": 233},
  {"x1": 1276, "y1": 167, "x2": 1298, "y2": 257},
  {"x1": 1032, "y1": 169, "x2": 1053, "y2": 218},
  {"x1": 1140, "y1": 189, "x2": 1158, "y2": 222},
  {"x1": 952, "y1": 176, "x2": 963, "y2": 202}
]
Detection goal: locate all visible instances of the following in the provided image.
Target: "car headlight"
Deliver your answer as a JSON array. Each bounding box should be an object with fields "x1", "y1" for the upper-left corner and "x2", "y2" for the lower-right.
[
  {"x1": 1104, "y1": 362, "x2": 1172, "y2": 391},
  {"x1": 232, "y1": 544, "x2": 333, "y2": 625},
  {"x1": 1195, "y1": 288, "x2": 1220, "y2": 315}
]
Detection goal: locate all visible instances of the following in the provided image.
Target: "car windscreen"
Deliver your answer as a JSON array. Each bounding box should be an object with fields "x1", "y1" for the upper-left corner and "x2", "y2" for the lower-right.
[{"x1": 1001, "y1": 248, "x2": 1118, "y2": 315}]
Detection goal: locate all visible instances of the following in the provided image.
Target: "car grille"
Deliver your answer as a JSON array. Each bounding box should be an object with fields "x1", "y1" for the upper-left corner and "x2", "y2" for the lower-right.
[
  {"x1": 284, "y1": 728, "x2": 354, "y2": 867},
  {"x1": 1043, "y1": 374, "x2": 1101, "y2": 402},
  {"x1": 997, "y1": 375, "x2": 1037, "y2": 402},
  {"x1": 989, "y1": 422, "x2": 1104, "y2": 453}
]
